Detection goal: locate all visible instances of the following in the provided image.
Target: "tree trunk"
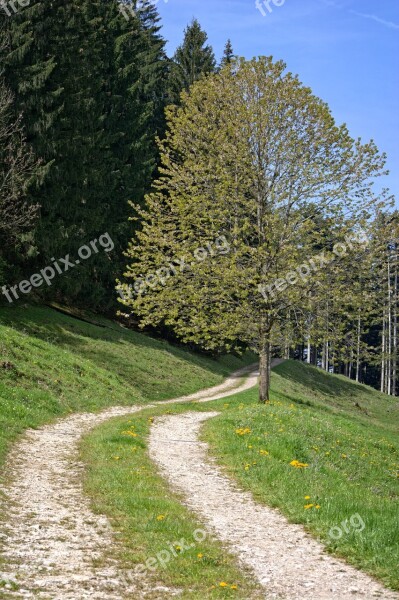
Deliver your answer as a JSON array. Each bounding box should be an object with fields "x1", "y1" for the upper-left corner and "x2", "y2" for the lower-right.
[
  {"x1": 259, "y1": 338, "x2": 271, "y2": 403},
  {"x1": 393, "y1": 262, "x2": 398, "y2": 395},
  {"x1": 381, "y1": 314, "x2": 385, "y2": 393},
  {"x1": 388, "y1": 257, "x2": 392, "y2": 396},
  {"x1": 356, "y1": 313, "x2": 361, "y2": 383}
]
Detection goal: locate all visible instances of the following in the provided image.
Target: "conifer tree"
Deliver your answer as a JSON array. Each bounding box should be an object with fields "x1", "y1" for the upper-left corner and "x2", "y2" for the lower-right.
[
  {"x1": 0, "y1": 76, "x2": 39, "y2": 283},
  {"x1": 220, "y1": 39, "x2": 235, "y2": 68},
  {"x1": 2, "y1": 0, "x2": 167, "y2": 308},
  {"x1": 168, "y1": 19, "x2": 216, "y2": 103}
]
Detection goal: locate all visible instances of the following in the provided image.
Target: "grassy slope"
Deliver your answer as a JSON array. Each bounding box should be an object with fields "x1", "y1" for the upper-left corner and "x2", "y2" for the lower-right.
[
  {"x1": 0, "y1": 304, "x2": 253, "y2": 469},
  {"x1": 204, "y1": 361, "x2": 399, "y2": 589},
  {"x1": 81, "y1": 361, "x2": 399, "y2": 596}
]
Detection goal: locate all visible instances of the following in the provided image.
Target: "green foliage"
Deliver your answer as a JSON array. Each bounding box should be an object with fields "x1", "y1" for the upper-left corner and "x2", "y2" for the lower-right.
[
  {"x1": 220, "y1": 39, "x2": 235, "y2": 68},
  {"x1": 168, "y1": 19, "x2": 216, "y2": 104},
  {"x1": 121, "y1": 56, "x2": 388, "y2": 399},
  {"x1": 1, "y1": 0, "x2": 167, "y2": 309}
]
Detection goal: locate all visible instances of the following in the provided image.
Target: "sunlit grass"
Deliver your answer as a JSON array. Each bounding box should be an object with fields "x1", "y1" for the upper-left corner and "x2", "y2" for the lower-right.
[
  {"x1": 0, "y1": 304, "x2": 253, "y2": 467},
  {"x1": 82, "y1": 361, "x2": 399, "y2": 594},
  {"x1": 203, "y1": 361, "x2": 399, "y2": 590},
  {"x1": 81, "y1": 407, "x2": 263, "y2": 599}
]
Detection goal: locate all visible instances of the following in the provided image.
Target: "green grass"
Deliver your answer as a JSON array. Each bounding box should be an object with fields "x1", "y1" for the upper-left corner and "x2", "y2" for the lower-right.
[
  {"x1": 3, "y1": 304, "x2": 398, "y2": 595},
  {"x1": 82, "y1": 361, "x2": 399, "y2": 595},
  {"x1": 81, "y1": 407, "x2": 263, "y2": 599},
  {"x1": 203, "y1": 361, "x2": 399, "y2": 590},
  {"x1": 0, "y1": 304, "x2": 253, "y2": 469}
]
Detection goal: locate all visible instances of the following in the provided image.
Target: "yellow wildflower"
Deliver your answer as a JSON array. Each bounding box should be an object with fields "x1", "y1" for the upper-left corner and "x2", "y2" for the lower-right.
[
  {"x1": 235, "y1": 427, "x2": 251, "y2": 436},
  {"x1": 290, "y1": 459, "x2": 309, "y2": 468}
]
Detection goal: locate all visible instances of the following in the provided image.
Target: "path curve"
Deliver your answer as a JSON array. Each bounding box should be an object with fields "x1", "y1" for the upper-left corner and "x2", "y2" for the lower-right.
[
  {"x1": 0, "y1": 364, "x2": 260, "y2": 598},
  {"x1": 148, "y1": 411, "x2": 399, "y2": 600}
]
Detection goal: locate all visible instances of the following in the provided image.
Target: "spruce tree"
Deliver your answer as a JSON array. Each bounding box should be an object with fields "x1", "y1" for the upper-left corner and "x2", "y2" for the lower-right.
[
  {"x1": 168, "y1": 19, "x2": 216, "y2": 104},
  {"x1": 2, "y1": 0, "x2": 167, "y2": 308},
  {"x1": 220, "y1": 39, "x2": 235, "y2": 68}
]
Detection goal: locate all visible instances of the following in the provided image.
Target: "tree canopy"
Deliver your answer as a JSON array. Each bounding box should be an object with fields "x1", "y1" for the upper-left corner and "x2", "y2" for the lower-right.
[{"x1": 119, "y1": 57, "x2": 389, "y2": 401}]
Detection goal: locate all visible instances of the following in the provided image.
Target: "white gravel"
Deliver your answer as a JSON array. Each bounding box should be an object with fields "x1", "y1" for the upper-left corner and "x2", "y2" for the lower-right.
[{"x1": 148, "y1": 411, "x2": 399, "y2": 600}]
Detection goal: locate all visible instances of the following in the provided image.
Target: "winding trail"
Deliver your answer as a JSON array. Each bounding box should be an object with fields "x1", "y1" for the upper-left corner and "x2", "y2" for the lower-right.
[
  {"x1": 2, "y1": 358, "x2": 396, "y2": 599},
  {"x1": 148, "y1": 412, "x2": 399, "y2": 600},
  {"x1": 0, "y1": 364, "x2": 258, "y2": 598}
]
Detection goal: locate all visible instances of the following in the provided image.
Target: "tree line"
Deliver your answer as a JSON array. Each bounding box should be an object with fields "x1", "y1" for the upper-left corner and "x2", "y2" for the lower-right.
[
  {"x1": 1, "y1": 2, "x2": 397, "y2": 399},
  {"x1": 0, "y1": 2, "x2": 228, "y2": 306}
]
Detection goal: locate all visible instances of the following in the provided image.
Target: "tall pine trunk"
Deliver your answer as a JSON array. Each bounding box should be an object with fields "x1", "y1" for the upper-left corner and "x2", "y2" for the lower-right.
[{"x1": 393, "y1": 264, "x2": 398, "y2": 395}]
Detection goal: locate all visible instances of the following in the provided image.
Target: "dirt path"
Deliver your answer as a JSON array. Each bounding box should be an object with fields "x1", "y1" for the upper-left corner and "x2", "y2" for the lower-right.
[
  {"x1": 148, "y1": 411, "x2": 399, "y2": 600},
  {"x1": 0, "y1": 364, "x2": 259, "y2": 598}
]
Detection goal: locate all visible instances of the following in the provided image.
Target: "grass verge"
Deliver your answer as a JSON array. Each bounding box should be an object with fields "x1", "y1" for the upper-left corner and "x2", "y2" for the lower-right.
[{"x1": 203, "y1": 361, "x2": 399, "y2": 591}]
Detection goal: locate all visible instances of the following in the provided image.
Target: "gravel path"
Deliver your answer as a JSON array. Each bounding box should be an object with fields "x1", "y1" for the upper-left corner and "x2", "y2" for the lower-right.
[
  {"x1": 0, "y1": 364, "x2": 258, "y2": 598},
  {"x1": 148, "y1": 411, "x2": 399, "y2": 600}
]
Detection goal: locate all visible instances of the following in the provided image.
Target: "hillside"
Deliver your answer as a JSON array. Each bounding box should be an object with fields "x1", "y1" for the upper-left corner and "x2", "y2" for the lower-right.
[{"x1": 0, "y1": 304, "x2": 253, "y2": 468}]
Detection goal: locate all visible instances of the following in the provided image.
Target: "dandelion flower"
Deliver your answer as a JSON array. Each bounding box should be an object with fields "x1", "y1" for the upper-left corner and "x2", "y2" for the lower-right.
[
  {"x1": 304, "y1": 495, "x2": 311, "y2": 500},
  {"x1": 219, "y1": 582, "x2": 228, "y2": 587},
  {"x1": 290, "y1": 459, "x2": 308, "y2": 468},
  {"x1": 156, "y1": 515, "x2": 165, "y2": 521},
  {"x1": 197, "y1": 553, "x2": 203, "y2": 559},
  {"x1": 235, "y1": 427, "x2": 251, "y2": 436},
  {"x1": 304, "y1": 503, "x2": 314, "y2": 509}
]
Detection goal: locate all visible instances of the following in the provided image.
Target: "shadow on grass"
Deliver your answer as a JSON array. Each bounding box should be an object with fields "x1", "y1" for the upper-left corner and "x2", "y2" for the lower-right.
[
  {"x1": 0, "y1": 305, "x2": 250, "y2": 396},
  {"x1": 274, "y1": 360, "x2": 375, "y2": 399}
]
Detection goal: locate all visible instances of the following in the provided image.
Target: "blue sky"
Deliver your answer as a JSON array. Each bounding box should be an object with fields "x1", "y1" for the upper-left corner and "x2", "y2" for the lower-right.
[{"x1": 157, "y1": 0, "x2": 399, "y2": 202}]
